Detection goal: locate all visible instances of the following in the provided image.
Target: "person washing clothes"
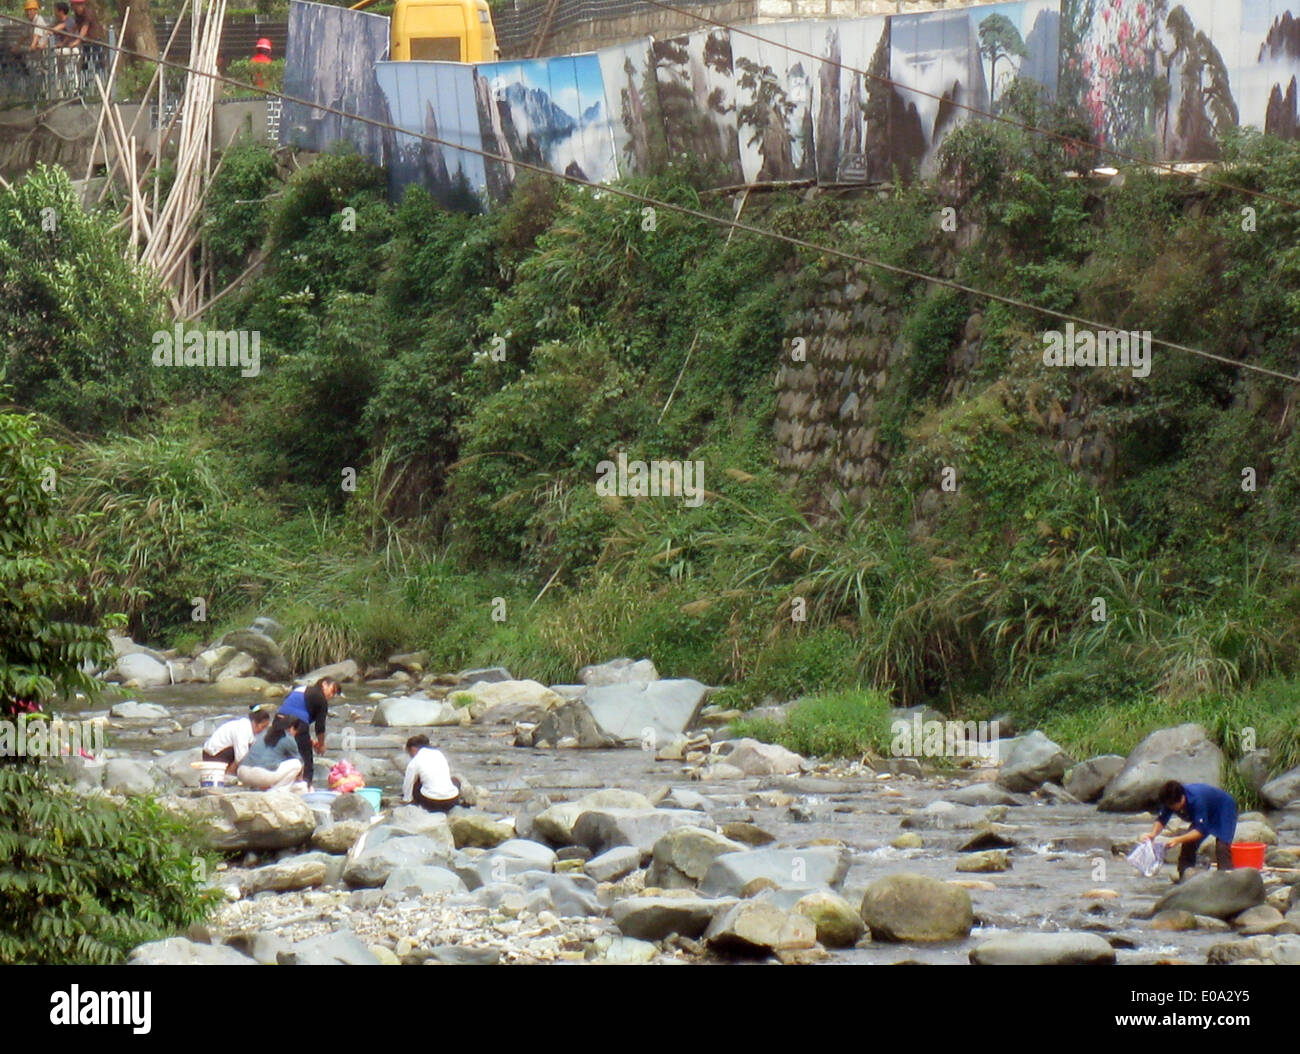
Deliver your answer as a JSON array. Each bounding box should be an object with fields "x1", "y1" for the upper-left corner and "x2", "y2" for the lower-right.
[
  {"x1": 1142, "y1": 780, "x2": 1238, "y2": 880},
  {"x1": 237, "y1": 717, "x2": 305, "y2": 790},
  {"x1": 202, "y1": 705, "x2": 271, "y2": 774},
  {"x1": 272, "y1": 676, "x2": 341, "y2": 791},
  {"x1": 401, "y1": 735, "x2": 461, "y2": 813}
]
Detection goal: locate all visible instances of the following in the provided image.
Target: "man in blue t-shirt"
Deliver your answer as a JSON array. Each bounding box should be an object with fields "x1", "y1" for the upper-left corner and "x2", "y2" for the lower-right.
[
  {"x1": 272, "y1": 676, "x2": 341, "y2": 791},
  {"x1": 1143, "y1": 780, "x2": 1237, "y2": 880}
]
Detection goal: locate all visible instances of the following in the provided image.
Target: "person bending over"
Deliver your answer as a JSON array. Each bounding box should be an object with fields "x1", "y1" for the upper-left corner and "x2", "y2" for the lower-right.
[
  {"x1": 273, "y1": 676, "x2": 341, "y2": 791},
  {"x1": 237, "y1": 717, "x2": 305, "y2": 790},
  {"x1": 1143, "y1": 779, "x2": 1237, "y2": 880},
  {"x1": 402, "y1": 734, "x2": 461, "y2": 813},
  {"x1": 202, "y1": 705, "x2": 271, "y2": 774}
]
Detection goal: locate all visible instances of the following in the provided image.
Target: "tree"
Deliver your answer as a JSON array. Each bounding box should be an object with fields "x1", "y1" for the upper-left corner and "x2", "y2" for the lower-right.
[{"x1": 979, "y1": 13, "x2": 1028, "y2": 106}]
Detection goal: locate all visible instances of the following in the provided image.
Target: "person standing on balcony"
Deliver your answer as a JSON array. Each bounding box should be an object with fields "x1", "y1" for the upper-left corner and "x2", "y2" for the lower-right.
[
  {"x1": 69, "y1": 0, "x2": 104, "y2": 75},
  {"x1": 52, "y1": 1, "x2": 76, "y2": 46},
  {"x1": 22, "y1": 0, "x2": 52, "y2": 51}
]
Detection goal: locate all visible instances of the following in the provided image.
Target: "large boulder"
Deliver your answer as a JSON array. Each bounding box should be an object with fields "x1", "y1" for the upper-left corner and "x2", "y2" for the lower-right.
[
  {"x1": 154, "y1": 748, "x2": 203, "y2": 789},
  {"x1": 215, "y1": 653, "x2": 258, "y2": 681},
  {"x1": 343, "y1": 835, "x2": 456, "y2": 888},
  {"x1": 579, "y1": 658, "x2": 659, "y2": 686},
  {"x1": 371, "y1": 696, "x2": 461, "y2": 727},
  {"x1": 103, "y1": 758, "x2": 159, "y2": 796},
  {"x1": 193, "y1": 646, "x2": 237, "y2": 682},
  {"x1": 112, "y1": 654, "x2": 171, "y2": 688},
  {"x1": 128, "y1": 938, "x2": 256, "y2": 965},
  {"x1": 282, "y1": 931, "x2": 380, "y2": 965},
  {"x1": 472, "y1": 840, "x2": 557, "y2": 886},
  {"x1": 1151, "y1": 869, "x2": 1265, "y2": 920},
  {"x1": 700, "y1": 847, "x2": 851, "y2": 897},
  {"x1": 312, "y1": 820, "x2": 367, "y2": 855},
  {"x1": 450, "y1": 811, "x2": 514, "y2": 849},
  {"x1": 532, "y1": 700, "x2": 619, "y2": 749},
  {"x1": 584, "y1": 846, "x2": 642, "y2": 883},
  {"x1": 302, "y1": 659, "x2": 361, "y2": 683},
  {"x1": 646, "y1": 827, "x2": 747, "y2": 889},
  {"x1": 166, "y1": 790, "x2": 316, "y2": 851},
  {"x1": 457, "y1": 679, "x2": 564, "y2": 723},
  {"x1": 218, "y1": 629, "x2": 291, "y2": 681},
  {"x1": 572, "y1": 808, "x2": 714, "y2": 859},
  {"x1": 715, "y1": 738, "x2": 807, "y2": 777},
  {"x1": 705, "y1": 899, "x2": 817, "y2": 957},
  {"x1": 532, "y1": 790, "x2": 654, "y2": 846},
  {"x1": 995, "y1": 731, "x2": 1072, "y2": 792},
  {"x1": 249, "y1": 616, "x2": 283, "y2": 640},
  {"x1": 1098, "y1": 725, "x2": 1223, "y2": 812},
  {"x1": 612, "y1": 895, "x2": 738, "y2": 941},
  {"x1": 584, "y1": 678, "x2": 711, "y2": 745},
  {"x1": 793, "y1": 890, "x2": 866, "y2": 947},
  {"x1": 1261, "y1": 766, "x2": 1300, "y2": 809},
  {"x1": 383, "y1": 866, "x2": 467, "y2": 897},
  {"x1": 970, "y1": 932, "x2": 1115, "y2": 965},
  {"x1": 109, "y1": 634, "x2": 167, "y2": 663},
  {"x1": 110, "y1": 700, "x2": 169, "y2": 720},
  {"x1": 1064, "y1": 755, "x2": 1126, "y2": 803},
  {"x1": 859, "y1": 872, "x2": 973, "y2": 942},
  {"x1": 239, "y1": 857, "x2": 328, "y2": 894}
]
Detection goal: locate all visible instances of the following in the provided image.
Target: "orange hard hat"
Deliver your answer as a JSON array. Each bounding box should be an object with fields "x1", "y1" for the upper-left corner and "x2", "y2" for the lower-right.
[{"x1": 24, "y1": 1, "x2": 39, "y2": 11}]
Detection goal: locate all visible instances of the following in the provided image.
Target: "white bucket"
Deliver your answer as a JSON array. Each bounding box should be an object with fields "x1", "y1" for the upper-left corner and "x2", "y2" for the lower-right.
[{"x1": 196, "y1": 762, "x2": 229, "y2": 788}]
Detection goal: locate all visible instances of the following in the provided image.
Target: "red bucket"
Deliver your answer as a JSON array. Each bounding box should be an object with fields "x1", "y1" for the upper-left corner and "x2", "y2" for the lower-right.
[{"x1": 1231, "y1": 842, "x2": 1265, "y2": 869}]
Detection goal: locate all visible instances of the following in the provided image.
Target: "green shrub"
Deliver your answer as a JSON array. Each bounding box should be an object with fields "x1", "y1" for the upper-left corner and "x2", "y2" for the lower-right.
[{"x1": 731, "y1": 690, "x2": 893, "y2": 759}]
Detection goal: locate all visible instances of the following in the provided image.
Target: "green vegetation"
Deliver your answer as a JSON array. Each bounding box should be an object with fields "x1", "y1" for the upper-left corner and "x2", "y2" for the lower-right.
[{"x1": 7, "y1": 99, "x2": 1300, "y2": 784}]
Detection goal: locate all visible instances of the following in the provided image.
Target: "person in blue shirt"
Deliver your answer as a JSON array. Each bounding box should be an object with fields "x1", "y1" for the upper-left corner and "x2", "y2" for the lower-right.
[
  {"x1": 271, "y1": 677, "x2": 341, "y2": 791},
  {"x1": 1142, "y1": 780, "x2": 1237, "y2": 880}
]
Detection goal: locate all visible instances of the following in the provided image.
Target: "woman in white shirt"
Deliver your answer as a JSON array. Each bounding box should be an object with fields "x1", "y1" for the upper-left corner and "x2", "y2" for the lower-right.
[
  {"x1": 402, "y1": 734, "x2": 461, "y2": 812},
  {"x1": 202, "y1": 706, "x2": 271, "y2": 774}
]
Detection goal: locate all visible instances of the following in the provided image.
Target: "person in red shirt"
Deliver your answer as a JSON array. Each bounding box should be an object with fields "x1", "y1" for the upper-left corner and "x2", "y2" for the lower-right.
[{"x1": 250, "y1": 36, "x2": 271, "y2": 89}]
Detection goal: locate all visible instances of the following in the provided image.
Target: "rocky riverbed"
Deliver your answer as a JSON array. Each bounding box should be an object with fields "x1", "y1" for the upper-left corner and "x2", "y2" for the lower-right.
[{"x1": 55, "y1": 641, "x2": 1300, "y2": 966}]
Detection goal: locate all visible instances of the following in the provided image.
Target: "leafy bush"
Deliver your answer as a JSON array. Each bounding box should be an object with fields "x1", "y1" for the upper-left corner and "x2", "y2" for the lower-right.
[{"x1": 731, "y1": 690, "x2": 893, "y2": 759}]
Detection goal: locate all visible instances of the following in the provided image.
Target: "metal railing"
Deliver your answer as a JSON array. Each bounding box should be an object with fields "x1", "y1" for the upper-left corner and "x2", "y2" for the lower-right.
[{"x1": 0, "y1": 33, "x2": 115, "y2": 108}]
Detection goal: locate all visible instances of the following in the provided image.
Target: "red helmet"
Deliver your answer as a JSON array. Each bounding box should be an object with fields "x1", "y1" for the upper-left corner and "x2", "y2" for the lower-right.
[{"x1": 255, "y1": 38, "x2": 272, "y2": 51}]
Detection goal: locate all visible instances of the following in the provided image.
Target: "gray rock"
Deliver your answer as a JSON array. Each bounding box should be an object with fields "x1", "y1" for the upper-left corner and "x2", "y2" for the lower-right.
[
  {"x1": 585, "y1": 678, "x2": 711, "y2": 745},
  {"x1": 660, "y1": 788, "x2": 711, "y2": 811},
  {"x1": 249, "y1": 616, "x2": 283, "y2": 640},
  {"x1": 128, "y1": 937, "x2": 256, "y2": 965},
  {"x1": 532, "y1": 700, "x2": 619, "y2": 749},
  {"x1": 428, "y1": 944, "x2": 500, "y2": 964},
  {"x1": 385, "y1": 807, "x2": 456, "y2": 843},
  {"x1": 1152, "y1": 869, "x2": 1266, "y2": 920},
  {"x1": 383, "y1": 865, "x2": 467, "y2": 897},
  {"x1": 387, "y1": 651, "x2": 429, "y2": 673},
  {"x1": 103, "y1": 758, "x2": 158, "y2": 796},
  {"x1": 1207, "y1": 934, "x2": 1300, "y2": 965},
  {"x1": 61, "y1": 754, "x2": 105, "y2": 790},
  {"x1": 112, "y1": 655, "x2": 172, "y2": 688},
  {"x1": 110, "y1": 700, "x2": 170, "y2": 719},
  {"x1": 715, "y1": 738, "x2": 806, "y2": 776},
  {"x1": 109, "y1": 634, "x2": 167, "y2": 662},
  {"x1": 225, "y1": 930, "x2": 292, "y2": 965},
  {"x1": 1098, "y1": 724, "x2": 1223, "y2": 812},
  {"x1": 450, "y1": 811, "x2": 514, "y2": 848},
  {"x1": 311, "y1": 821, "x2": 367, "y2": 854},
  {"x1": 578, "y1": 657, "x2": 659, "y2": 686},
  {"x1": 473, "y1": 839, "x2": 556, "y2": 885},
  {"x1": 331, "y1": 793, "x2": 375, "y2": 823},
  {"x1": 944, "y1": 783, "x2": 1024, "y2": 807},
  {"x1": 586, "y1": 935, "x2": 657, "y2": 963},
  {"x1": 164, "y1": 790, "x2": 316, "y2": 852},
  {"x1": 1064, "y1": 755, "x2": 1126, "y2": 803},
  {"x1": 457, "y1": 666, "x2": 513, "y2": 685},
  {"x1": 584, "y1": 846, "x2": 642, "y2": 883},
  {"x1": 859, "y1": 872, "x2": 974, "y2": 942},
  {"x1": 344, "y1": 835, "x2": 456, "y2": 887},
  {"x1": 1261, "y1": 765, "x2": 1300, "y2": 809},
  {"x1": 646, "y1": 827, "x2": 747, "y2": 889},
  {"x1": 282, "y1": 930, "x2": 380, "y2": 965},
  {"x1": 154, "y1": 747, "x2": 204, "y2": 788},
  {"x1": 1233, "y1": 819, "x2": 1277, "y2": 846},
  {"x1": 612, "y1": 895, "x2": 738, "y2": 940},
  {"x1": 573, "y1": 808, "x2": 714, "y2": 859},
  {"x1": 1238, "y1": 749, "x2": 1272, "y2": 794},
  {"x1": 532, "y1": 789, "x2": 653, "y2": 845},
  {"x1": 970, "y1": 932, "x2": 1116, "y2": 965},
  {"x1": 215, "y1": 653, "x2": 258, "y2": 681},
  {"x1": 705, "y1": 898, "x2": 818, "y2": 956},
  {"x1": 996, "y1": 731, "x2": 1072, "y2": 792},
  {"x1": 700, "y1": 847, "x2": 850, "y2": 897},
  {"x1": 240, "y1": 857, "x2": 328, "y2": 894},
  {"x1": 516, "y1": 870, "x2": 603, "y2": 917},
  {"x1": 218, "y1": 629, "x2": 291, "y2": 681},
  {"x1": 372, "y1": 696, "x2": 461, "y2": 727},
  {"x1": 792, "y1": 890, "x2": 866, "y2": 947},
  {"x1": 302, "y1": 659, "x2": 361, "y2": 683}
]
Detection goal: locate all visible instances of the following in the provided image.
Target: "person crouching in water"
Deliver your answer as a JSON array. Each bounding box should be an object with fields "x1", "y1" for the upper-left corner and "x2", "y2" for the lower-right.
[
  {"x1": 202, "y1": 705, "x2": 271, "y2": 775},
  {"x1": 402, "y1": 734, "x2": 461, "y2": 812},
  {"x1": 1143, "y1": 780, "x2": 1237, "y2": 880},
  {"x1": 272, "y1": 676, "x2": 341, "y2": 792},
  {"x1": 237, "y1": 717, "x2": 306, "y2": 790}
]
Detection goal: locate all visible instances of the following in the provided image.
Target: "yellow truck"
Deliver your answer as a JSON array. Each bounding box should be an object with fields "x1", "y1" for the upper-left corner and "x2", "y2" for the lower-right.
[{"x1": 348, "y1": 0, "x2": 500, "y2": 62}]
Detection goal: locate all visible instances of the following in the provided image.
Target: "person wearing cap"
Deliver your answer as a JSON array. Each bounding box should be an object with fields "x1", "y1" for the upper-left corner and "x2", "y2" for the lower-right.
[
  {"x1": 21, "y1": 0, "x2": 51, "y2": 51},
  {"x1": 272, "y1": 676, "x2": 341, "y2": 791},
  {"x1": 250, "y1": 37, "x2": 271, "y2": 88},
  {"x1": 202, "y1": 706, "x2": 272, "y2": 774}
]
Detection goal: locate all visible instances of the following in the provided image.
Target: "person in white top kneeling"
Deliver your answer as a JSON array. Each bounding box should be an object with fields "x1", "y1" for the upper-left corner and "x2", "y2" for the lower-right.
[
  {"x1": 202, "y1": 706, "x2": 271, "y2": 775},
  {"x1": 402, "y1": 735, "x2": 461, "y2": 813}
]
